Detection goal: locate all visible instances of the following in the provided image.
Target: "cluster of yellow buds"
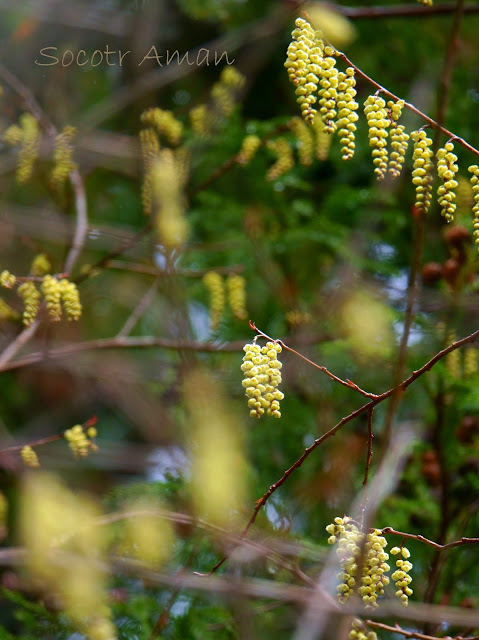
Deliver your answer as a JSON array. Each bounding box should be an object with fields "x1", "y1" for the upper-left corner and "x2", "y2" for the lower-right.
[
  {"x1": 418, "y1": 0, "x2": 433, "y2": 5},
  {"x1": 139, "y1": 128, "x2": 161, "y2": 215},
  {"x1": 464, "y1": 347, "x2": 478, "y2": 377},
  {"x1": 0, "y1": 297, "x2": 19, "y2": 321},
  {"x1": 189, "y1": 104, "x2": 210, "y2": 137},
  {"x1": 30, "y1": 254, "x2": 52, "y2": 277},
  {"x1": 0, "y1": 270, "x2": 16, "y2": 289},
  {"x1": 41, "y1": 275, "x2": 62, "y2": 322},
  {"x1": 390, "y1": 546, "x2": 413, "y2": 606},
  {"x1": 211, "y1": 67, "x2": 246, "y2": 119},
  {"x1": 364, "y1": 95, "x2": 389, "y2": 180},
  {"x1": 21, "y1": 445, "x2": 40, "y2": 468},
  {"x1": 17, "y1": 281, "x2": 41, "y2": 327},
  {"x1": 3, "y1": 113, "x2": 41, "y2": 183},
  {"x1": 286, "y1": 309, "x2": 312, "y2": 328},
  {"x1": 266, "y1": 138, "x2": 294, "y2": 181},
  {"x1": 468, "y1": 164, "x2": 479, "y2": 247},
  {"x1": 445, "y1": 330, "x2": 460, "y2": 378},
  {"x1": 336, "y1": 68, "x2": 358, "y2": 160},
  {"x1": 141, "y1": 108, "x2": 183, "y2": 146},
  {"x1": 290, "y1": 117, "x2": 314, "y2": 166},
  {"x1": 241, "y1": 342, "x2": 284, "y2": 418},
  {"x1": 349, "y1": 619, "x2": 377, "y2": 640},
  {"x1": 203, "y1": 271, "x2": 225, "y2": 330},
  {"x1": 58, "y1": 279, "x2": 82, "y2": 321},
  {"x1": 327, "y1": 516, "x2": 363, "y2": 603},
  {"x1": 318, "y1": 46, "x2": 339, "y2": 133},
  {"x1": 149, "y1": 149, "x2": 189, "y2": 247},
  {"x1": 388, "y1": 100, "x2": 409, "y2": 178},
  {"x1": 359, "y1": 530, "x2": 390, "y2": 609},
  {"x1": 64, "y1": 424, "x2": 98, "y2": 458},
  {"x1": 314, "y1": 118, "x2": 332, "y2": 161},
  {"x1": 437, "y1": 142, "x2": 458, "y2": 223},
  {"x1": 285, "y1": 17, "x2": 323, "y2": 125},
  {"x1": 50, "y1": 125, "x2": 77, "y2": 189},
  {"x1": 226, "y1": 274, "x2": 247, "y2": 320},
  {"x1": 411, "y1": 130, "x2": 434, "y2": 214},
  {"x1": 237, "y1": 134, "x2": 261, "y2": 165}
]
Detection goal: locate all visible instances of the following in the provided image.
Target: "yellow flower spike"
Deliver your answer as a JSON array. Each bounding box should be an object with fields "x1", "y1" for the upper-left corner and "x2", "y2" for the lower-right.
[
  {"x1": 140, "y1": 108, "x2": 183, "y2": 146},
  {"x1": 391, "y1": 546, "x2": 413, "y2": 606},
  {"x1": 318, "y1": 46, "x2": 340, "y2": 133},
  {"x1": 189, "y1": 104, "x2": 211, "y2": 137},
  {"x1": 16, "y1": 113, "x2": 41, "y2": 184},
  {"x1": 50, "y1": 125, "x2": 77, "y2": 190},
  {"x1": 364, "y1": 95, "x2": 389, "y2": 180},
  {"x1": 30, "y1": 254, "x2": 52, "y2": 277},
  {"x1": 3, "y1": 124, "x2": 24, "y2": 146},
  {"x1": 210, "y1": 67, "x2": 245, "y2": 119},
  {"x1": 266, "y1": 138, "x2": 294, "y2": 181},
  {"x1": 41, "y1": 275, "x2": 62, "y2": 322},
  {"x1": 464, "y1": 348, "x2": 478, "y2": 377},
  {"x1": 17, "y1": 281, "x2": 41, "y2": 327},
  {"x1": 203, "y1": 271, "x2": 225, "y2": 330},
  {"x1": 242, "y1": 342, "x2": 283, "y2": 418},
  {"x1": 437, "y1": 142, "x2": 458, "y2": 223},
  {"x1": 349, "y1": 618, "x2": 377, "y2": 640},
  {"x1": 411, "y1": 130, "x2": 434, "y2": 214},
  {"x1": 387, "y1": 100, "x2": 409, "y2": 178},
  {"x1": 149, "y1": 150, "x2": 189, "y2": 248},
  {"x1": 313, "y1": 117, "x2": 333, "y2": 161},
  {"x1": 0, "y1": 270, "x2": 16, "y2": 289},
  {"x1": 21, "y1": 445, "x2": 40, "y2": 468},
  {"x1": 226, "y1": 274, "x2": 247, "y2": 319},
  {"x1": 468, "y1": 164, "x2": 479, "y2": 248},
  {"x1": 58, "y1": 279, "x2": 82, "y2": 321},
  {"x1": 336, "y1": 67, "x2": 358, "y2": 161},
  {"x1": 359, "y1": 530, "x2": 390, "y2": 609},
  {"x1": 285, "y1": 17, "x2": 324, "y2": 125},
  {"x1": 237, "y1": 134, "x2": 261, "y2": 165},
  {"x1": 290, "y1": 117, "x2": 314, "y2": 166},
  {"x1": 64, "y1": 424, "x2": 95, "y2": 458}
]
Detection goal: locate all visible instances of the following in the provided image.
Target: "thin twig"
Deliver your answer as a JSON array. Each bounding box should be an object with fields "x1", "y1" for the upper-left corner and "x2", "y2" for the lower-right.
[
  {"x1": 250, "y1": 321, "x2": 378, "y2": 399},
  {"x1": 365, "y1": 620, "x2": 479, "y2": 640},
  {"x1": 362, "y1": 407, "x2": 374, "y2": 487},
  {"x1": 106, "y1": 260, "x2": 245, "y2": 278},
  {"x1": 325, "y1": 2, "x2": 479, "y2": 19},
  {"x1": 379, "y1": 527, "x2": 479, "y2": 551},
  {"x1": 117, "y1": 277, "x2": 160, "y2": 338}
]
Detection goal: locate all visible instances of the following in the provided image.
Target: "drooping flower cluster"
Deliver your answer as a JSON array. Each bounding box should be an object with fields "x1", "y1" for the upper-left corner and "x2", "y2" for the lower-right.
[
  {"x1": 266, "y1": 138, "x2": 294, "y2": 181},
  {"x1": 237, "y1": 134, "x2": 261, "y2": 165},
  {"x1": 226, "y1": 274, "x2": 247, "y2": 320},
  {"x1": 30, "y1": 254, "x2": 52, "y2": 277},
  {"x1": 211, "y1": 67, "x2": 246, "y2": 118},
  {"x1": 349, "y1": 618, "x2": 377, "y2": 640},
  {"x1": 336, "y1": 68, "x2": 358, "y2": 160},
  {"x1": 314, "y1": 117, "x2": 333, "y2": 161},
  {"x1": 436, "y1": 142, "x2": 458, "y2": 223},
  {"x1": 58, "y1": 279, "x2": 82, "y2": 321},
  {"x1": 3, "y1": 113, "x2": 41, "y2": 183},
  {"x1": 388, "y1": 100, "x2": 409, "y2": 177},
  {"x1": 41, "y1": 275, "x2": 62, "y2": 322},
  {"x1": 326, "y1": 516, "x2": 363, "y2": 603},
  {"x1": 203, "y1": 271, "x2": 225, "y2": 331},
  {"x1": 140, "y1": 108, "x2": 183, "y2": 146},
  {"x1": 285, "y1": 18, "x2": 323, "y2": 124},
  {"x1": 411, "y1": 130, "x2": 434, "y2": 214},
  {"x1": 390, "y1": 546, "x2": 413, "y2": 606},
  {"x1": 290, "y1": 117, "x2": 314, "y2": 166},
  {"x1": 50, "y1": 125, "x2": 77, "y2": 190},
  {"x1": 0, "y1": 270, "x2": 16, "y2": 289},
  {"x1": 21, "y1": 445, "x2": 40, "y2": 468},
  {"x1": 468, "y1": 164, "x2": 479, "y2": 246},
  {"x1": 17, "y1": 281, "x2": 41, "y2": 327},
  {"x1": 318, "y1": 47, "x2": 339, "y2": 133},
  {"x1": 241, "y1": 342, "x2": 284, "y2": 418},
  {"x1": 326, "y1": 517, "x2": 413, "y2": 610},
  {"x1": 139, "y1": 127, "x2": 161, "y2": 215},
  {"x1": 64, "y1": 424, "x2": 98, "y2": 458},
  {"x1": 359, "y1": 529, "x2": 390, "y2": 609},
  {"x1": 364, "y1": 95, "x2": 389, "y2": 180}
]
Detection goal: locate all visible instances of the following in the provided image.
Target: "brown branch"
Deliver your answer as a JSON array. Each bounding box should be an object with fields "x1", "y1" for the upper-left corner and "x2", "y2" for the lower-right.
[
  {"x1": 117, "y1": 277, "x2": 160, "y2": 338},
  {"x1": 379, "y1": 527, "x2": 479, "y2": 551},
  {"x1": 250, "y1": 321, "x2": 378, "y2": 399},
  {"x1": 106, "y1": 260, "x2": 245, "y2": 278},
  {"x1": 205, "y1": 327, "x2": 479, "y2": 574},
  {"x1": 365, "y1": 620, "x2": 479, "y2": 640},
  {"x1": 362, "y1": 407, "x2": 374, "y2": 487}
]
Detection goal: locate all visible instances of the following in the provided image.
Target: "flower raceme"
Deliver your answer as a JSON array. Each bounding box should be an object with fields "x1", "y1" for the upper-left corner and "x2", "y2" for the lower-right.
[
  {"x1": 326, "y1": 516, "x2": 413, "y2": 608},
  {"x1": 241, "y1": 342, "x2": 284, "y2": 418}
]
